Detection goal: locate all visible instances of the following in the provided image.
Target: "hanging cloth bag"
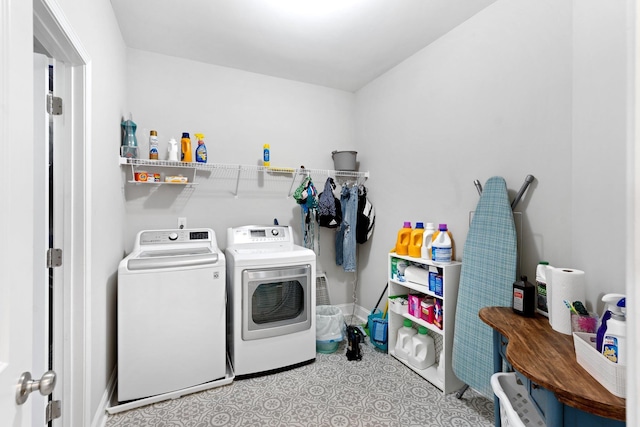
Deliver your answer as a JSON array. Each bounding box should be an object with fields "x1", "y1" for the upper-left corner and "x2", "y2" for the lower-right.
[
  {"x1": 293, "y1": 175, "x2": 318, "y2": 250},
  {"x1": 317, "y1": 177, "x2": 342, "y2": 228},
  {"x1": 356, "y1": 185, "x2": 376, "y2": 244}
]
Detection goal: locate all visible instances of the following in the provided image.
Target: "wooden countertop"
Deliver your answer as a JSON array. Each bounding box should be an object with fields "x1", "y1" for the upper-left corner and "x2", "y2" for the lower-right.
[{"x1": 479, "y1": 306, "x2": 625, "y2": 421}]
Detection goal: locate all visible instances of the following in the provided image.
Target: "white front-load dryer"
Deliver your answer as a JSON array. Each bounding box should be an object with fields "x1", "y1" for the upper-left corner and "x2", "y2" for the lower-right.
[
  {"x1": 225, "y1": 225, "x2": 316, "y2": 377},
  {"x1": 117, "y1": 228, "x2": 226, "y2": 402}
]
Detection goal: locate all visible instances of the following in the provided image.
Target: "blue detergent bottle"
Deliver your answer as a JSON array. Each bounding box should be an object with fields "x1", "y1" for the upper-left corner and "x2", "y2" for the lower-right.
[
  {"x1": 120, "y1": 116, "x2": 138, "y2": 158},
  {"x1": 596, "y1": 293, "x2": 626, "y2": 353}
]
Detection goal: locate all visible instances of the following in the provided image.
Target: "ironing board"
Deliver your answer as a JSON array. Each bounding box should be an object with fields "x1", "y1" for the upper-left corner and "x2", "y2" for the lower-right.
[{"x1": 452, "y1": 176, "x2": 517, "y2": 399}]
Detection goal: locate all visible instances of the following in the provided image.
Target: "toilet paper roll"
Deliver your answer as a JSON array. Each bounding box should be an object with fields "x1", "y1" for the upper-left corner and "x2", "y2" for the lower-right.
[{"x1": 548, "y1": 267, "x2": 585, "y2": 335}]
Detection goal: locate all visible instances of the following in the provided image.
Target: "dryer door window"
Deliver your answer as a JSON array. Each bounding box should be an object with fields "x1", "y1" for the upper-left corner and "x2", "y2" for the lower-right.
[
  {"x1": 242, "y1": 265, "x2": 311, "y2": 341},
  {"x1": 252, "y1": 280, "x2": 304, "y2": 324}
]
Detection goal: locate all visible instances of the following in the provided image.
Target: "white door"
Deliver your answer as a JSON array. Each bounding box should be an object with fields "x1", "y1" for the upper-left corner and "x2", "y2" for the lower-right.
[
  {"x1": 0, "y1": 52, "x2": 61, "y2": 427},
  {"x1": 0, "y1": 0, "x2": 36, "y2": 424}
]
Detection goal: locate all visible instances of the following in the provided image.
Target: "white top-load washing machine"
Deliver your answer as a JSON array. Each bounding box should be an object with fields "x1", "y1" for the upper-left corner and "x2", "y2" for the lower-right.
[
  {"x1": 226, "y1": 225, "x2": 316, "y2": 377},
  {"x1": 117, "y1": 228, "x2": 226, "y2": 402}
]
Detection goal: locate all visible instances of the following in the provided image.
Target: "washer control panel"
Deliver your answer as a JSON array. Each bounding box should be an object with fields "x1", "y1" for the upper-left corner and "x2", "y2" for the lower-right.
[
  {"x1": 227, "y1": 225, "x2": 291, "y2": 245},
  {"x1": 139, "y1": 229, "x2": 212, "y2": 245}
]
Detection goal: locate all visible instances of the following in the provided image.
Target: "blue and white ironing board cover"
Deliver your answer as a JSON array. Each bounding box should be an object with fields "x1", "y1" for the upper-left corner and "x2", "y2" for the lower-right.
[{"x1": 452, "y1": 176, "x2": 517, "y2": 398}]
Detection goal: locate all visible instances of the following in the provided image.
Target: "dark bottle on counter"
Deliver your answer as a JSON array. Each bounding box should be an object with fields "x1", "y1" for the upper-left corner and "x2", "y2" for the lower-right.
[{"x1": 513, "y1": 275, "x2": 536, "y2": 317}]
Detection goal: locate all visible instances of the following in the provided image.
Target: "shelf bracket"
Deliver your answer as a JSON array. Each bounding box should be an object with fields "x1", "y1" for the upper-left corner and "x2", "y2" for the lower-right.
[{"x1": 233, "y1": 165, "x2": 241, "y2": 197}]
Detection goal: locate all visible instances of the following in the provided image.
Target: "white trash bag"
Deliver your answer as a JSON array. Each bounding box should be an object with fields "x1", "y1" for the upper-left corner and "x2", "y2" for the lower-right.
[{"x1": 316, "y1": 305, "x2": 345, "y2": 342}]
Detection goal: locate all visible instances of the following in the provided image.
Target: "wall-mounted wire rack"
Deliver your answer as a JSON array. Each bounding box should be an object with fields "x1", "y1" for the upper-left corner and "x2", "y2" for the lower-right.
[{"x1": 119, "y1": 157, "x2": 369, "y2": 196}]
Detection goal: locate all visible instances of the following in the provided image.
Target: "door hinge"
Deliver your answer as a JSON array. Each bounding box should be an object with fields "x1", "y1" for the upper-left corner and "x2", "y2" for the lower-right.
[
  {"x1": 47, "y1": 93, "x2": 63, "y2": 115},
  {"x1": 46, "y1": 400, "x2": 62, "y2": 422},
  {"x1": 47, "y1": 248, "x2": 62, "y2": 268}
]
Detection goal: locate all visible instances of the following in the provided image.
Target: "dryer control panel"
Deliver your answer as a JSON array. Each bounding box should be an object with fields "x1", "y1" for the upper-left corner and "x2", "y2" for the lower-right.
[
  {"x1": 139, "y1": 229, "x2": 213, "y2": 245},
  {"x1": 227, "y1": 225, "x2": 291, "y2": 245}
]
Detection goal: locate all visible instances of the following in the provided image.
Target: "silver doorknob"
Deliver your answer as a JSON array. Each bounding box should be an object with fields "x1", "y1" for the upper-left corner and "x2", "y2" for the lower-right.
[{"x1": 15, "y1": 370, "x2": 57, "y2": 405}]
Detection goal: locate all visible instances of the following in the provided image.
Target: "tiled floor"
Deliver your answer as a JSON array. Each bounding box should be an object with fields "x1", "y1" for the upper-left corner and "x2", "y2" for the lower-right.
[{"x1": 106, "y1": 339, "x2": 494, "y2": 427}]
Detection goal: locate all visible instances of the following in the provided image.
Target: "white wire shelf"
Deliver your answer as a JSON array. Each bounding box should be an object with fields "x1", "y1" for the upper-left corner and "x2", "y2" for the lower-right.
[{"x1": 119, "y1": 157, "x2": 369, "y2": 196}]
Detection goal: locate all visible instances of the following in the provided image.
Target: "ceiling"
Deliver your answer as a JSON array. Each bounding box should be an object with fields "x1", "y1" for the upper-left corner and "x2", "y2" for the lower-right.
[{"x1": 110, "y1": 0, "x2": 496, "y2": 92}]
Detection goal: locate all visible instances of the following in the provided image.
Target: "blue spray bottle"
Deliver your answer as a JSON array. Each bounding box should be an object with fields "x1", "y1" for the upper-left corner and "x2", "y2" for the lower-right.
[
  {"x1": 596, "y1": 293, "x2": 625, "y2": 353},
  {"x1": 194, "y1": 133, "x2": 207, "y2": 163}
]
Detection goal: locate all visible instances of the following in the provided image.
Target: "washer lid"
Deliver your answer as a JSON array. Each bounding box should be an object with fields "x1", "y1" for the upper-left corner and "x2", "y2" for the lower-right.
[{"x1": 127, "y1": 248, "x2": 219, "y2": 271}]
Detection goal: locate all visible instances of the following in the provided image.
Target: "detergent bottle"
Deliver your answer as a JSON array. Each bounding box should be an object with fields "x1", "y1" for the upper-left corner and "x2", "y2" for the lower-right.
[
  {"x1": 408, "y1": 222, "x2": 425, "y2": 258},
  {"x1": 596, "y1": 293, "x2": 626, "y2": 354},
  {"x1": 394, "y1": 319, "x2": 417, "y2": 361},
  {"x1": 120, "y1": 116, "x2": 138, "y2": 158},
  {"x1": 431, "y1": 224, "x2": 453, "y2": 264},
  {"x1": 420, "y1": 222, "x2": 436, "y2": 260},
  {"x1": 181, "y1": 132, "x2": 193, "y2": 162},
  {"x1": 599, "y1": 294, "x2": 626, "y2": 364},
  {"x1": 408, "y1": 326, "x2": 435, "y2": 370},
  {"x1": 395, "y1": 222, "x2": 412, "y2": 255},
  {"x1": 195, "y1": 133, "x2": 207, "y2": 163}
]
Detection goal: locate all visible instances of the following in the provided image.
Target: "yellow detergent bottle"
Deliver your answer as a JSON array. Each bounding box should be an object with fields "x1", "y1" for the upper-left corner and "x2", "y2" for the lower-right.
[
  {"x1": 395, "y1": 222, "x2": 412, "y2": 255},
  {"x1": 408, "y1": 222, "x2": 425, "y2": 258},
  {"x1": 181, "y1": 132, "x2": 192, "y2": 162}
]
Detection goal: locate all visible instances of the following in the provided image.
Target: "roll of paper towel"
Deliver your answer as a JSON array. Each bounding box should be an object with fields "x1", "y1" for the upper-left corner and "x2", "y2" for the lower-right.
[{"x1": 548, "y1": 267, "x2": 585, "y2": 335}]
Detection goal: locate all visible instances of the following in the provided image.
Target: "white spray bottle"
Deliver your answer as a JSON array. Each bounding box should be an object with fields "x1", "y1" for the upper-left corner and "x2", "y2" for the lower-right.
[{"x1": 598, "y1": 294, "x2": 626, "y2": 364}]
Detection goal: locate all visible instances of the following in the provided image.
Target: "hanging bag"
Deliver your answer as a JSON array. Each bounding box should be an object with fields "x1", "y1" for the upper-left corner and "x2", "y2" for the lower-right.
[
  {"x1": 293, "y1": 175, "x2": 318, "y2": 250},
  {"x1": 356, "y1": 186, "x2": 376, "y2": 244},
  {"x1": 317, "y1": 177, "x2": 342, "y2": 228}
]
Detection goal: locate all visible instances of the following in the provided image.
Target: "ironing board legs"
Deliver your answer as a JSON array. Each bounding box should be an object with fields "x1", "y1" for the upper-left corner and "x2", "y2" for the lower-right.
[{"x1": 456, "y1": 384, "x2": 469, "y2": 399}]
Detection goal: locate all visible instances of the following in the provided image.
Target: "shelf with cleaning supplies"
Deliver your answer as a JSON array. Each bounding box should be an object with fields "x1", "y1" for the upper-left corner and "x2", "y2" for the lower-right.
[{"x1": 119, "y1": 158, "x2": 369, "y2": 196}]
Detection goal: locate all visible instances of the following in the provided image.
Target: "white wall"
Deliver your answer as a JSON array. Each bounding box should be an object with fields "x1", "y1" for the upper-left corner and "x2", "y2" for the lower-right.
[
  {"x1": 355, "y1": 0, "x2": 629, "y2": 315},
  {"x1": 572, "y1": 1, "x2": 630, "y2": 306},
  {"x1": 124, "y1": 48, "x2": 359, "y2": 303},
  {"x1": 55, "y1": 0, "x2": 128, "y2": 421}
]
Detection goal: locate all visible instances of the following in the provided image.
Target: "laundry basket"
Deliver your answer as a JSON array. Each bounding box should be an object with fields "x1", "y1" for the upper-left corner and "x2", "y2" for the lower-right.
[
  {"x1": 316, "y1": 305, "x2": 345, "y2": 354},
  {"x1": 491, "y1": 372, "x2": 545, "y2": 427}
]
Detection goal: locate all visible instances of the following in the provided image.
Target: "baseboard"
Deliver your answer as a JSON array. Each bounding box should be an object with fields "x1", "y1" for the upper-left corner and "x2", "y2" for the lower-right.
[
  {"x1": 91, "y1": 366, "x2": 117, "y2": 427},
  {"x1": 334, "y1": 303, "x2": 368, "y2": 324}
]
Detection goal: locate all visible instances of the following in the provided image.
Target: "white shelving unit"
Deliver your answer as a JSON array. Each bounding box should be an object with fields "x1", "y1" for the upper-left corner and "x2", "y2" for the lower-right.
[
  {"x1": 387, "y1": 253, "x2": 465, "y2": 394},
  {"x1": 119, "y1": 157, "x2": 369, "y2": 195}
]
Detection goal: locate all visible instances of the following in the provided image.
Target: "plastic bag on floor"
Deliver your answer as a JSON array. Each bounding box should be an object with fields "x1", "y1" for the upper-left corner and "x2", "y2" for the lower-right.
[{"x1": 316, "y1": 305, "x2": 345, "y2": 341}]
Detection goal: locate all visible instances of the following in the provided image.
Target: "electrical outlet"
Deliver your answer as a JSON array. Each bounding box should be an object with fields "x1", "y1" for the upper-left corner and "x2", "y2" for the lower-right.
[{"x1": 178, "y1": 217, "x2": 187, "y2": 230}]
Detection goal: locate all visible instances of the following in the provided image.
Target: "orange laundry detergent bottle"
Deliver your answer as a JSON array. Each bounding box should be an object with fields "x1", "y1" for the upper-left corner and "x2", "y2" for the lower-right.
[
  {"x1": 181, "y1": 132, "x2": 193, "y2": 162},
  {"x1": 408, "y1": 222, "x2": 425, "y2": 258},
  {"x1": 395, "y1": 222, "x2": 412, "y2": 255}
]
